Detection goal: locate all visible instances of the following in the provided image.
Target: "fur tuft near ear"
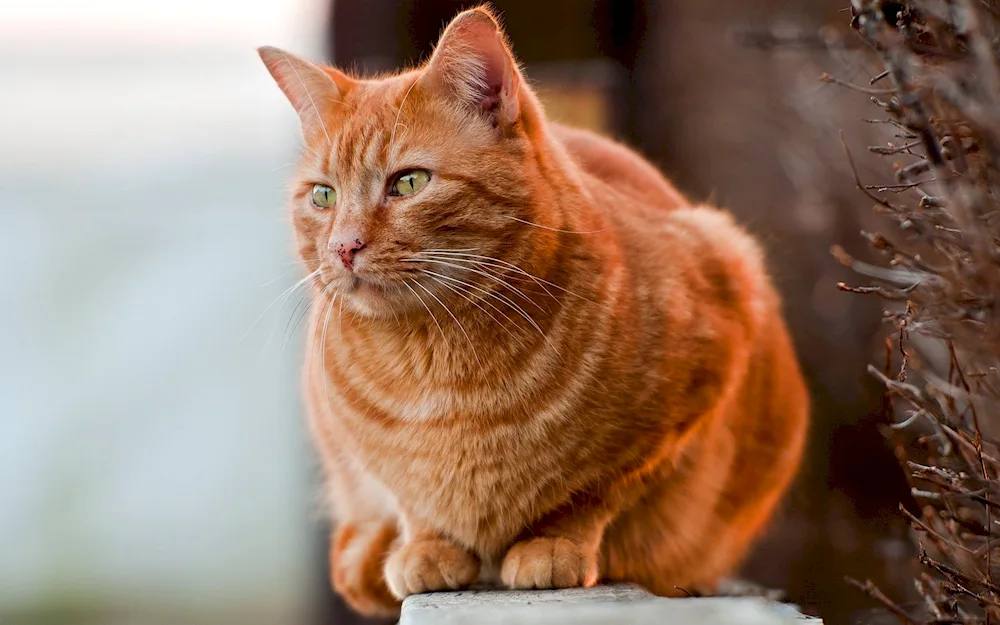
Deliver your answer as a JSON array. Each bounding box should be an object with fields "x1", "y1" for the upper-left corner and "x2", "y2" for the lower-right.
[
  {"x1": 258, "y1": 46, "x2": 351, "y2": 140},
  {"x1": 425, "y1": 7, "x2": 521, "y2": 128}
]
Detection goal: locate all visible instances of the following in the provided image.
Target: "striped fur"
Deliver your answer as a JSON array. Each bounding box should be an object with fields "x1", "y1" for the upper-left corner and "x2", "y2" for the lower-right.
[{"x1": 260, "y1": 5, "x2": 808, "y2": 619}]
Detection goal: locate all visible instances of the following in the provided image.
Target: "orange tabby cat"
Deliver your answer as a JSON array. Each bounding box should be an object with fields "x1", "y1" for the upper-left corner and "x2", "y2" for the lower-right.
[{"x1": 259, "y1": 5, "x2": 808, "y2": 618}]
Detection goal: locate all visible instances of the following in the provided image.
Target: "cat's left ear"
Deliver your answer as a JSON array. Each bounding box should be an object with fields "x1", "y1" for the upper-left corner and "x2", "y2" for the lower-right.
[
  {"x1": 258, "y1": 46, "x2": 353, "y2": 137},
  {"x1": 425, "y1": 7, "x2": 521, "y2": 129}
]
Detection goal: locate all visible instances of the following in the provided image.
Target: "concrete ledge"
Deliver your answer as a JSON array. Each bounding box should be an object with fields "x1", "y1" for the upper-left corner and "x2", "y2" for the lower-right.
[{"x1": 400, "y1": 584, "x2": 823, "y2": 625}]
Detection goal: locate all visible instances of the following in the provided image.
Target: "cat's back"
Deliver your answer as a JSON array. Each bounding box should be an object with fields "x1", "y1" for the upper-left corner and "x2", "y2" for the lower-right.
[{"x1": 552, "y1": 123, "x2": 686, "y2": 211}]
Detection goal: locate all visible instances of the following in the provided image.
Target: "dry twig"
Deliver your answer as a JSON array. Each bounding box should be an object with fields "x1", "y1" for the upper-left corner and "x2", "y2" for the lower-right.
[{"x1": 836, "y1": 0, "x2": 1000, "y2": 622}]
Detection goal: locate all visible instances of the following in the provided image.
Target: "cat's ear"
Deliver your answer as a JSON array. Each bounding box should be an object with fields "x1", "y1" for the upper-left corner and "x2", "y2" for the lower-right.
[
  {"x1": 258, "y1": 46, "x2": 352, "y2": 136},
  {"x1": 425, "y1": 7, "x2": 520, "y2": 128}
]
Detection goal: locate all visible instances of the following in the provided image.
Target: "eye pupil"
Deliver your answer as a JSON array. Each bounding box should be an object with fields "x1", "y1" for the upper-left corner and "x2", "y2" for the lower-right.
[
  {"x1": 311, "y1": 184, "x2": 335, "y2": 209},
  {"x1": 392, "y1": 170, "x2": 429, "y2": 197}
]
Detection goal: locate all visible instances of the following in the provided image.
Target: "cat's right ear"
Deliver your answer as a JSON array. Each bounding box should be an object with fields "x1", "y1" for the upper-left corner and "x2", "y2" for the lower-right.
[
  {"x1": 257, "y1": 46, "x2": 351, "y2": 138},
  {"x1": 424, "y1": 8, "x2": 521, "y2": 130}
]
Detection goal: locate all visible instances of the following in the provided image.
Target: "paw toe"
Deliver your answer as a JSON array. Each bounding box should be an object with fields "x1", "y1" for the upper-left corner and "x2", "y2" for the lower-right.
[
  {"x1": 501, "y1": 537, "x2": 598, "y2": 590},
  {"x1": 384, "y1": 538, "x2": 480, "y2": 599}
]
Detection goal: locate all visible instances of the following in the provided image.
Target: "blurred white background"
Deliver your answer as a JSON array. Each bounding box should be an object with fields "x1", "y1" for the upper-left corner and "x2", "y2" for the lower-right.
[{"x1": 0, "y1": 0, "x2": 332, "y2": 621}]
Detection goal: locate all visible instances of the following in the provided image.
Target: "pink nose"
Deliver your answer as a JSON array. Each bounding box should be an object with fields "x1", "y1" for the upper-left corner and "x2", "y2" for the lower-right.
[{"x1": 330, "y1": 235, "x2": 367, "y2": 271}]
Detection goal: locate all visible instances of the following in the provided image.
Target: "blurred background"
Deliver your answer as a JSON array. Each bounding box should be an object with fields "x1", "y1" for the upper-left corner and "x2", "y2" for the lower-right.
[{"x1": 0, "y1": 1, "x2": 920, "y2": 624}]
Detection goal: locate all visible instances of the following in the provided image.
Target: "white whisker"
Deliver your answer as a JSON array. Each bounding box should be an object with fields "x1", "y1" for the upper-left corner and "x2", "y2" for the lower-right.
[
  {"x1": 337, "y1": 290, "x2": 346, "y2": 334},
  {"x1": 416, "y1": 268, "x2": 546, "y2": 339},
  {"x1": 276, "y1": 50, "x2": 333, "y2": 147},
  {"x1": 422, "y1": 271, "x2": 519, "y2": 341},
  {"x1": 418, "y1": 252, "x2": 556, "y2": 301},
  {"x1": 419, "y1": 250, "x2": 597, "y2": 305},
  {"x1": 242, "y1": 268, "x2": 321, "y2": 347},
  {"x1": 412, "y1": 279, "x2": 479, "y2": 366},
  {"x1": 504, "y1": 215, "x2": 605, "y2": 234},
  {"x1": 403, "y1": 279, "x2": 448, "y2": 347},
  {"x1": 259, "y1": 266, "x2": 305, "y2": 288},
  {"x1": 319, "y1": 291, "x2": 338, "y2": 417},
  {"x1": 427, "y1": 272, "x2": 520, "y2": 331},
  {"x1": 282, "y1": 283, "x2": 327, "y2": 352},
  {"x1": 389, "y1": 76, "x2": 421, "y2": 157},
  {"x1": 402, "y1": 257, "x2": 545, "y2": 312}
]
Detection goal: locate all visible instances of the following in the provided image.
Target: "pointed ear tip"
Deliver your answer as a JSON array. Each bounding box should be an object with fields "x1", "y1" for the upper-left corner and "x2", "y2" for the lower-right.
[
  {"x1": 452, "y1": 6, "x2": 501, "y2": 31},
  {"x1": 471, "y1": 3, "x2": 500, "y2": 17},
  {"x1": 257, "y1": 46, "x2": 280, "y2": 62}
]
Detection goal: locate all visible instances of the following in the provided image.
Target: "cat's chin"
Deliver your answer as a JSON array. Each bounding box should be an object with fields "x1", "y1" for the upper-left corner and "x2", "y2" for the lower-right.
[
  {"x1": 338, "y1": 277, "x2": 406, "y2": 320},
  {"x1": 343, "y1": 295, "x2": 397, "y2": 319}
]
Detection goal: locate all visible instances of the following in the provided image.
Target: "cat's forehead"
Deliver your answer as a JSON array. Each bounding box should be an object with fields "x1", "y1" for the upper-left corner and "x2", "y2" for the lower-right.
[
  {"x1": 317, "y1": 73, "x2": 444, "y2": 175},
  {"x1": 344, "y1": 73, "x2": 416, "y2": 117}
]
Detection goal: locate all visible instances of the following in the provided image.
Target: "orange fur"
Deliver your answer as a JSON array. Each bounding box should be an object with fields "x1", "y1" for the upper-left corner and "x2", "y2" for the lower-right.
[{"x1": 259, "y1": 6, "x2": 808, "y2": 618}]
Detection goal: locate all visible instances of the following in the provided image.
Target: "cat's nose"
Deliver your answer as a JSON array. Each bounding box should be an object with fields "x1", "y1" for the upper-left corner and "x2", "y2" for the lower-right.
[{"x1": 329, "y1": 233, "x2": 367, "y2": 271}]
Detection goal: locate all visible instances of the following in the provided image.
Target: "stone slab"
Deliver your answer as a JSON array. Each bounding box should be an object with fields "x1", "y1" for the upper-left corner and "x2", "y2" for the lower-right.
[{"x1": 400, "y1": 584, "x2": 823, "y2": 625}]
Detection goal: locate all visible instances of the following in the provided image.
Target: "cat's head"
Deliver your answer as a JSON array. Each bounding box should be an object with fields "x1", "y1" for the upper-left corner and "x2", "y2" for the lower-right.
[{"x1": 259, "y1": 7, "x2": 556, "y2": 319}]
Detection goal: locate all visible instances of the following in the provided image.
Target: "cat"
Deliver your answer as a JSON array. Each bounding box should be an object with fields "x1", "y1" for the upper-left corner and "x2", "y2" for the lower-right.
[{"x1": 258, "y1": 5, "x2": 808, "y2": 618}]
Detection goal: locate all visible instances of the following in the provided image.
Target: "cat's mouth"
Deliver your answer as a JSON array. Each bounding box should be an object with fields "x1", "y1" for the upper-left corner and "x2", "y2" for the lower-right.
[
  {"x1": 333, "y1": 273, "x2": 412, "y2": 318},
  {"x1": 319, "y1": 267, "x2": 397, "y2": 296},
  {"x1": 318, "y1": 267, "x2": 411, "y2": 317}
]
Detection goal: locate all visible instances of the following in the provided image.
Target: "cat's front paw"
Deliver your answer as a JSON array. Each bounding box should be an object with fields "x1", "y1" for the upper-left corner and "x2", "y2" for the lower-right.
[
  {"x1": 330, "y1": 521, "x2": 401, "y2": 617},
  {"x1": 501, "y1": 537, "x2": 599, "y2": 589},
  {"x1": 383, "y1": 537, "x2": 480, "y2": 599}
]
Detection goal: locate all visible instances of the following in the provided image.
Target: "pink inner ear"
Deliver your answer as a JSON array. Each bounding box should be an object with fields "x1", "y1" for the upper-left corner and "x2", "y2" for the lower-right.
[
  {"x1": 478, "y1": 30, "x2": 508, "y2": 89},
  {"x1": 432, "y1": 12, "x2": 519, "y2": 126},
  {"x1": 477, "y1": 31, "x2": 508, "y2": 124}
]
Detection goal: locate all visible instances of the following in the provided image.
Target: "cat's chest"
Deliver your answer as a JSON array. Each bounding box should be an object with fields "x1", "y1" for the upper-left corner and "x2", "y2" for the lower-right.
[
  {"x1": 382, "y1": 426, "x2": 528, "y2": 504},
  {"x1": 367, "y1": 420, "x2": 555, "y2": 547},
  {"x1": 326, "y1": 340, "x2": 570, "y2": 547}
]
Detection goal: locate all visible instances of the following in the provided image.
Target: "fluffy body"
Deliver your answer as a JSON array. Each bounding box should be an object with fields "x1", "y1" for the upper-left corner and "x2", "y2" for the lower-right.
[{"x1": 260, "y1": 7, "x2": 808, "y2": 618}]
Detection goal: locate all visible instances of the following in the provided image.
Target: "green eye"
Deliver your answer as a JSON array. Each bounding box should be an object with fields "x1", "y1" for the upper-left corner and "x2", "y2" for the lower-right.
[
  {"x1": 311, "y1": 184, "x2": 336, "y2": 209},
  {"x1": 390, "y1": 170, "x2": 430, "y2": 197}
]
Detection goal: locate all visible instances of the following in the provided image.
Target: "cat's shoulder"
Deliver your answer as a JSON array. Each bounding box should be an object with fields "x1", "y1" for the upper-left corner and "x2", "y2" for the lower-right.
[{"x1": 550, "y1": 123, "x2": 687, "y2": 211}]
